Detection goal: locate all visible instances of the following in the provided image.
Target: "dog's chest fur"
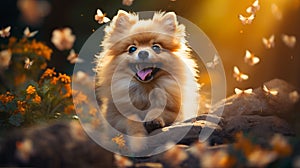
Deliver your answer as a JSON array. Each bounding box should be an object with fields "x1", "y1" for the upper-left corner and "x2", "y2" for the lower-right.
[{"x1": 129, "y1": 81, "x2": 153, "y2": 110}]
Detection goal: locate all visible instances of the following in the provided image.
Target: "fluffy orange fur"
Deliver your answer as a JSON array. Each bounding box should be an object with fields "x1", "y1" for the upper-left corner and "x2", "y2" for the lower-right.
[{"x1": 95, "y1": 10, "x2": 199, "y2": 136}]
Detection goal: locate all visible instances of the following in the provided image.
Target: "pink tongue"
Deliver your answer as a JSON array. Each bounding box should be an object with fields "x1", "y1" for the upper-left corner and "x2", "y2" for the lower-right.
[{"x1": 137, "y1": 69, "x2": 153, "y2": 80}]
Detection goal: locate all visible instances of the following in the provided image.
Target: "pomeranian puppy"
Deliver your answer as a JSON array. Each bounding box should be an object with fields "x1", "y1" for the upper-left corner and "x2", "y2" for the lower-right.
[{"x1": 95, "y1": 10, "x2": 199, "y2": 136}]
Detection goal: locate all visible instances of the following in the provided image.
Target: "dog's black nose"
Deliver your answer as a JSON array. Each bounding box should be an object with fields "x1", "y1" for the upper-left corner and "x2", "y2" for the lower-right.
[{"x1": 138, "y1": 50, "x2": 149, "y2": 60}]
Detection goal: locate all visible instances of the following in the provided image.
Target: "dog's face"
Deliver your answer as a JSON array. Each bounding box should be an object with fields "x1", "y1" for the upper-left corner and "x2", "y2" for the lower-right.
[
  {"x1": 100, "y1": 10, "x2": 189, "y2": 83},
  {"x1": 127, "y1": 41, "x2": 164, "y2": 83}
]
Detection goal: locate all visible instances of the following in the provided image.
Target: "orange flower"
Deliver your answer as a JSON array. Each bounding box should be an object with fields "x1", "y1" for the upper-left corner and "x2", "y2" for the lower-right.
[
  {"x1": 33, "y1": 94, "x2": 41, "y2": 104},
  {"x1": 164, "y1": 145, "x2": 188, "y2": 167},
  {"x1": 50, "y1": 77, "x2": 58, "y2": 85},
  {"x1": 58, "y1": 73, "x2": 71, "y2": 84},
  {"x1": 270, "y1": 134, "x2": 292, "y2": 157},
  {"x1": 234, "y1": 132, "x2": 256, "y2": 156},
  {"x1": 73, "y1": 91, "x2": 87, "y2": 104},
  {"x1": 0, "y1": 92, "x2": 14, "y2": 104},
  {"x1": 17, "y1": 101, "x2": 26, "y2": 114},
  {"x1": 63, "y1": 83, "x2": 72, "y2": 98},
  {"x1": 8, "y1": 37, "x2": 17, "y2": 47},
  {"x1": 26, "y1": 85, "x2": 36, "y2": 95},
  {"x1": 40, "y1": 68, "x2": 56, "y2": 80},
  {"x1": 112, "y1": 134, "x2": 126, "y2": 148},
  {"x1": 201, "y1": 150, "x2": 236, "y2": 168},
  {"x1": 40, "y1": 63, "x2": 47, "y2": 70},
  {"x1": 64, "y1": 105, "x2": 75, "y2": 114},
  {"x1": 89, "y1": 107, "x2": 97, "y2": 116},
  {"x1": 11, "y1": 39, "x2": 52, "y2": 60}
]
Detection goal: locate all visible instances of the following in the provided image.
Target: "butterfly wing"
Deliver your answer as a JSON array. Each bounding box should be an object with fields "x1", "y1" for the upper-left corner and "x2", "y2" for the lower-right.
[
  {"x1": 24, "y1": 27, "x2": 30, "y2": 37},
  {"x1": 239, "y1": 14, "x2": 246, "y2": 24},
  {"x1": 29, "y1": 31, "x2": 38, "y2": 38},
  {"x1": 244, "y1": 88, "x2": 253, "y2": 94},
  {"x1": 240, "y1": 73, "x2": 249, "y2": 81},
  {"x1": 5, "y1": 26, "x2": 11, "y2": 32},
  {"x1": 270, "y1": 90, "x2": 279, "y2": 96},
  {"x1": 213, "y1": 55, "x2": 219, "y2": 65},
  {"x1": 248, "y1": 14, "x2": 255, "y2": 23},
  {"x1": 234, "y1": 88, "x2": 243, "y2": 95},
  {"x1": 103, "y1": 17, "x2": 111, "y2": 23},
  {"x1": 252, "y1": 56, "x2": 260, "y2": 65},
  {"x1": 206, "y1": 62, "x2": 214, "y2": 68},
  {"x1": 97, "y1": 9, "x2": 104, "y2": 16},
  {"x1": 233, "y1": 66, "x2": 240, "y2": 75}
]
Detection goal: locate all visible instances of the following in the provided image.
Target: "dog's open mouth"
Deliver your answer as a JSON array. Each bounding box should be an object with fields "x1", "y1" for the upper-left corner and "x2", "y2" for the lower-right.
[{"x1": 129, "y1": 63, "x2": 162, "y2": 83}]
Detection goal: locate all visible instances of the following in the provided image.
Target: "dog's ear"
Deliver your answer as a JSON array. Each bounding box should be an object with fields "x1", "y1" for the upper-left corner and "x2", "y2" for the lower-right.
[
  {"x1": 115, "y1": 10, "x2": 130, "y2": 27},
  {"x1": 160, "y1": 12, "x2": 177, "y2": 32},
  {"x1": 114, "y1": 10, "x2": 136, "y2": 30}
]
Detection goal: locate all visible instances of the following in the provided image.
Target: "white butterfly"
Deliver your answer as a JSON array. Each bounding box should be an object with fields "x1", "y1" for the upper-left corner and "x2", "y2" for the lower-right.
[
  {"x1": 94, "y1": 9, "x2": 110, "y2": 24},
  {"x1": 51, "y1": 27, "x2": 76, "y2": 51},
  {"x1": 244, "y1": 50, "x2": 260, "y2": 66},
  {"x1": 262, "y1": 34, "x2": 275, "y2": 49},
  {"x1": 24, "y1": 57, "x2": 34, "y2": 69},
  {"x1": 282, "y1": 34, "x2": 296, "y2": 48},
  {"x1": 233, "y1": 66, "x2": 249, "y2": 82},
  {"x1": 234, "y1": 88, "x2": 253, "y2": 95},
  {"x1": 263, "y1": 85, "x2": 278, "y2": 96},
  {"x1": 67, "y1": 49, "x2": 83, "y2": 64},
  {"x1": 246, "y1": 0, "x2": 260, "y2": 14},
  {"x1": 206, "y1": 54, "x2": 219, "y2": 69},
  {"x1": 0, "y1": 26, "x2": 11, "y2": 38},
  {"x1": 239, "y1": 14, "x2": 255, "y2": 25},
  {"x1": 23, "y1": 27, "x2": 38, "y2": 38}
]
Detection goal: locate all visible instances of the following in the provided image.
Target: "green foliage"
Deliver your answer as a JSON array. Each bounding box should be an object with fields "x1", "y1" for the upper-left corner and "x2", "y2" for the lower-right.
[{"x1": 0, "y1": 36, "x2": 76, "y2": 129}]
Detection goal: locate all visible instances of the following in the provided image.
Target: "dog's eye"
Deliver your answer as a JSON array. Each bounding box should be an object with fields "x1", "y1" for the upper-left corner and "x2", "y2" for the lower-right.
[
  {"x1": 128, "y1": 46, "x2": 137, "y2": 53},
  {"x1": 152, "y1": 44, "x2": 161, "y2": 53}
]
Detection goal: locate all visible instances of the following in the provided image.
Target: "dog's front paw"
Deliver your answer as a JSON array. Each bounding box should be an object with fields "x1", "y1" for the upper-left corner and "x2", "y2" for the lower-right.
[{"x1": 144, "y1": 118, "x2": 165, "y2": 133}]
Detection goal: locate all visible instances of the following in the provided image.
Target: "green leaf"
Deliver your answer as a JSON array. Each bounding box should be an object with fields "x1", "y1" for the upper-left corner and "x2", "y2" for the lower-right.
[
  {"x1": 5, "y1": 101, "x2": 17, "y2": 112},
  {"x1": 0, "y1": 102, "x2": 5, "y2": 111},
  {"x1": 8, "y1": 113, "x2": 24, "y2": 127}
]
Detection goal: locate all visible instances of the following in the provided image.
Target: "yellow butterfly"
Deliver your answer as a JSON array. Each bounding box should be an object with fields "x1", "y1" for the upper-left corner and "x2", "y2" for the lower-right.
[
  {"x1": 94, "y1": 9, "x2": 110, "y2": 24},
  {"x1": 206, "y1": 54, "x2": 219, "y2": 69},
  {"x1": 244, "y1": 50, "x2": 260, "y2": 66},
  {"x1": 263, "y1": 85, "x2": 278, "y2": 96},
  {"x1": 0, "y1": 26, "x2": 11, "y2": 38},
  {"x1": 262, "y1": 34, "x2": 275, "y2": 49},
  {"x1": 67, "y1": 49, "x2": 83, "y2": 64},
  {"x1": 239, "y1": 14, "x2": 255, "y2": 25},
  {"x1": 246, "y1": 0, "x2": 260, "y2": 14},
  {"x1": 282, "y1": 34, "x2": 296, "y2": 48},
  {"x1": 234, "y1": 88, "x2": 253, "y2": 95},
  {"x1": 233, "y1": 66, "x2": 249, "y2": 82},
  {"x1": 23, "y1": 27, "x2": 38, "y2": 38},
  {"x1": 24, "y1": 57, "x2": 34, "y2": 69}
]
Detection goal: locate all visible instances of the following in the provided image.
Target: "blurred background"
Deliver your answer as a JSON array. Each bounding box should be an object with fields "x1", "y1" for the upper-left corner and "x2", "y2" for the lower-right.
[{"x1": 0, "y1": 0, "x2": 299, "y2": 96}]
